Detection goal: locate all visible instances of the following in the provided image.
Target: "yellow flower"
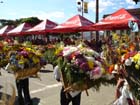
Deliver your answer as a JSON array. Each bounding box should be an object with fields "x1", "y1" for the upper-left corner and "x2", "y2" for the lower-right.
[
  {"x1": 55, "y1": 48, "x2": 63, "y2": 55},
  {"x1": 133, "y1": 54, "x2": 140, "y2": 63},
  {"x1": 112, "y1": 33, "x2": 119, "y2": 41},
  {"x1": 18, "y1": 59, "x2": 25, "y2": 64},
  {"x1": 135, "y1": 64, "x2": 139, "y2": 70},
  {"x1": 88, "y1": 61, "x2": 94, "y2": 69},
  {"x1": 32, "y1": 56, "x2": 40, "y2": 64},
  {"x1": 101, "y1": 67, "x2": 106, "y2": 74}
]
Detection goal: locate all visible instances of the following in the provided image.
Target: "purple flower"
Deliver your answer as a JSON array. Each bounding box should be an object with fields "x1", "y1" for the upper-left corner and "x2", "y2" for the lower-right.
[
  {"x1": 20, "y1": 50, "x2": 28, "y2": 57},
  {"x1": 80, "y1": 62, "x2": 90, "y2": 72}
]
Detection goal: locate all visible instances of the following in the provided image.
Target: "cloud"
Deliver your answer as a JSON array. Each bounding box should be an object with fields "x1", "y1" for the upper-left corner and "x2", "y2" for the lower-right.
[
  {"x1": 119, "y1": 2, "x2": 125, "y2": 5},
  {"x1": 88, "y1": 0, "x2": 114, "y2": 13},
  {"x1": 125, "y1": 0, "x2": 135, "y2": 4},
  {"x1": 7, "y1": 10, "x2": 65, "y2": 22},
  {"x1": 28, "y1": 11, "x2": 65, "y2": 20},
  {"x1": 127, "y1": 5, "x2": 135, "y2": 9}
]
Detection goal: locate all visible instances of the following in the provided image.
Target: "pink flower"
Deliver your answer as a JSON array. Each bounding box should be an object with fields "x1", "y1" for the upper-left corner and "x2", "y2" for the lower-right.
[{"x1": 90, "y1": 67, "x2": 102, "y2": 79}]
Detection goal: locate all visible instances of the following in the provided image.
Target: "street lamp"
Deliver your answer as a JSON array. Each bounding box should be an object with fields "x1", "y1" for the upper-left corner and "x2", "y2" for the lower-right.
[
  {"x1": 77, "y1": 0, "x2": 84, "y2": 16},
  {"x1": 77, "y1": 0, "x2": 84, "y2": 39}
]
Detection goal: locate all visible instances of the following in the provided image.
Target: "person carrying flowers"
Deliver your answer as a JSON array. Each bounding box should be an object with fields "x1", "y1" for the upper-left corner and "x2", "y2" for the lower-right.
[
  {"x1": 9, "y1": 51, "x2": 33, "y2": 105},
  {"x1": 112, "y1": 69, "x2": 136, "y2": 105},
  {"x1": 54, "y1": 64, "x2": 82, "y2": 105}
]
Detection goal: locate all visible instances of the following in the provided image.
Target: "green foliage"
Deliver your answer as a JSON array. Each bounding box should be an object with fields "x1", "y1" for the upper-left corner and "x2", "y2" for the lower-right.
[
  {"x1": 57, "y1": 57, "x2": 116, "y2": 91},
  {"x1": 20, "y1": 17, "x2": 41, "y2": 26},
  {"x1": 0, "y1": 19, "x2": 16, "y2": 27},
  {"x1": 44, "y1": 47, "x2": 57, "y2": 66},
  {"x1": 0, "y1": 17, "x2": 41, "y2": 27},
  {"x1": 125, "y1": 63, "x2": 140, "y2": 100}
]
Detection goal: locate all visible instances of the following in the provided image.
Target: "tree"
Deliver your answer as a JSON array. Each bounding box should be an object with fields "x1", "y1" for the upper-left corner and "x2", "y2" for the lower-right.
[
  {"x1": 20, "y1": 17, "x2": 41, "y2": 26},
  {"x1": 0, "y1": 17, "x2": 41, "y2": 28}
]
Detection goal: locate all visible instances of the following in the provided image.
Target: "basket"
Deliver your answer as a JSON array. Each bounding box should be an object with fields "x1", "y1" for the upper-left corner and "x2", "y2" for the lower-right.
[
  {"x1": 64, "y1": 81, "x2": 92, "y2": 92},
  {"x1": 14, "y1": 65, "x2": 41, "y2": 80}
]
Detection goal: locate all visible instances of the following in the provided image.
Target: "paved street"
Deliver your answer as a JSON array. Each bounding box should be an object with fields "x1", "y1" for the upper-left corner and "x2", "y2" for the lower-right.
[{"x1": 0, "y1": 64, "x2": 116, "y2": 105}]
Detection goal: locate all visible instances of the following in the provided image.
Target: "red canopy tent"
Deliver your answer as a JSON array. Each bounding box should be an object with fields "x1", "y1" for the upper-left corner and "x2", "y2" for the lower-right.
[
  {"x1": 0, "y1": 25, "x2": 14, "y2": 37},
  {"x1": 51, "y1": 14, "x2": 94, "y2": 33},
  {"x1": 7, "y1": 22, "x2": 32, "y2": 36},
  {"x1": 91, "y1": 8, "x2": 140, "y2": 30},
  {"x1": 26, "y1": 19, "x2": 58, "y2": 35}
]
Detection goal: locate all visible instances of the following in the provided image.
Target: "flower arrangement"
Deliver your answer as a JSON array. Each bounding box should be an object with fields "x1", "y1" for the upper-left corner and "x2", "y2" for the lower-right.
[
  {"x1": 56, "y1": 43, "x2": 115, "y2": 92},
  {"x1": 0, "y1": 41, "x2": 10, "y2": 68},
  {"x1": 5, "y1": 42, "x2": 47, "y2": 79},
  {"x1": 122, "y1": 51, "x2": 140, "y2": 99},
  {"x1": 44, "y1": 44, "x2": 57, "y2": 65}
]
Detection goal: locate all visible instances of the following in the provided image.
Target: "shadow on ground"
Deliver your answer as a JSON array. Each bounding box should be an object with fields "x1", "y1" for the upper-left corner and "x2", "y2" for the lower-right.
[
  {"x1": 32, "y1": 97, "x2": 40, "y2": 105},
  {"x1": 39, "y1": 69, "x2": 53, "y2": 73},
  {"x1": 0, "y1": 92, "x2": 40, "y2": 105},
  {"x1": 0, "y1": 85, "x2": 3, "y2": 89},
  {"x1": 14, "y1": 97, "x2": 40, "y2": 105}
]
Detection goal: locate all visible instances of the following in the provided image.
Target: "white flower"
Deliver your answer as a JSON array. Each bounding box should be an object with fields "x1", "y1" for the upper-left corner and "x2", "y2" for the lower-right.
[
  {"x1": 77, "y1": 43, "x2": 83, "y2": 49},
  {"x1": 63, "y1": 46, "x2": 78, "y2": 56},
  {"x1": 114, "y1": 64, "x2": 118, "y2": 70},
  {"x1": 125, "y1": 58, "x2": 132, "y2": 66},
  {"x1": 84, "y1": 56, "x2": 95, "y2": 62},
  {"x1": 95, "y1": 60, "x2": 102, "y2": 67},
  {"x1": 121, "y1": 55, "x2": 125, "y2": 63}
]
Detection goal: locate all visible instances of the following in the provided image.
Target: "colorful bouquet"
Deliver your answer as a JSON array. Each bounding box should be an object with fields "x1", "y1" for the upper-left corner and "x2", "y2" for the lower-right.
[
  {"x1": 56, "y1": 43, "x2": 115, "y2": 92},
  {"x1": 6, "y1": 42, "x2": 47, "y2": 80},
  {"x1": 44, "y1": 44, "x2": 57, "y2": 65},
  {"x1": 0, "y1": 41, "x2": 10, "y2": 68},
  {"x1": 122, "y1": 51, "x2": 140, "y2": 99}
]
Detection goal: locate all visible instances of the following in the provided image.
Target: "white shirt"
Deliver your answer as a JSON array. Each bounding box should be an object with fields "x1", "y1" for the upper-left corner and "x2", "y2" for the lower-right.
[{"x1": 113, "y1": 80, "x2": 135, "y2": 105}]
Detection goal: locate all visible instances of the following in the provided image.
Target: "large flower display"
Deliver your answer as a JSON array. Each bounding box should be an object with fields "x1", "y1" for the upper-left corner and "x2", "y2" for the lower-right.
[
  {"x1": 0, "y1": 41, "x2": 47, "y2": 80},
  {"x1": 55, "y1": 43, "x2": 115, "y2": 92},
  {"x1": 122, "y1": 51, "x2": 140, "y2": 99},
  {"x1": 0, "y1": 41, "x2": 10, "y2": 68}
]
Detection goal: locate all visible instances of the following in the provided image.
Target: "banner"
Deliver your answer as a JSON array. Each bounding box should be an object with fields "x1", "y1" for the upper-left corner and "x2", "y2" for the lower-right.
[
  {"x1": 128, "y1": 20, "x2": 139, "y2": 32},
  {"x1": 84, "y1": 2, "x2": 88, "y2": 13}
]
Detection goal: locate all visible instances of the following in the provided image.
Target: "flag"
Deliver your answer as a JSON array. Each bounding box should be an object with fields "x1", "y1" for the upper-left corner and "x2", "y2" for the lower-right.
[{"x1": 84, "y1": 2, "x2": 88, "y2": 13}]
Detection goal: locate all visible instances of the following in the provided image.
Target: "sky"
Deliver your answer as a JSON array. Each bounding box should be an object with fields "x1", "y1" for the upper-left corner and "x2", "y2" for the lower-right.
[{"x1": 0, "y1": 0, "x2": 140, "y2": 24}]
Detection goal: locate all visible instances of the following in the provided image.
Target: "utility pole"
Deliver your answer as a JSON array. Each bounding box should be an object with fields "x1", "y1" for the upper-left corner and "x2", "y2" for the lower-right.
[
  {"x1": 81, "y1": 0, "x2": 84, "y2": 16},
  {"x1": 95, "y1": 0, "x2": 99, "y2": 42}
]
